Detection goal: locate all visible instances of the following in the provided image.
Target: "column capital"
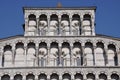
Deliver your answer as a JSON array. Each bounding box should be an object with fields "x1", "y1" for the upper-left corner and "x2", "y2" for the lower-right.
[
  {"x1": 59, "y1": 75, "x2": 62, "y2": 80},
  {"x1": 81, "y1": 43, "x2": 85, "y2": 47},
  {"x1": 47, "y1": 75, "x2": 50, "y2": 80},
  {"x1": 71, "y1": 74, "x2": 74, "y2": 80},
  {"x1": 23, "y1": 75, "x2": 26, "y2": 80},
  {"x1": 10, "y1": 76, "x2": 14, "y2": 80},
  {"x1": 35, "y1": 75, "x2": 38, "y2": 80},
  {"x1": 36, "y1": 44, "x2": 39, "y2": 48},
  {"x1": 24, "y1": 43, "x2": 27, "y2": 48},
  {"x1": 12, "y1": 44, "x2": 15, "y2": 50},
  {"x1": 59, "y1": 44, "x2": 62, "y2": 47},
  {"x1": 47, "y1": 43, "x2": 50, "y2": 48},
  {"x1": 107, "y1": 75, "x2": 111, "y2": 79}
]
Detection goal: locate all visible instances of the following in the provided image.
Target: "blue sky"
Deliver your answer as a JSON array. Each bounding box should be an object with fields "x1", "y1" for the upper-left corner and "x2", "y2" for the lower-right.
[{"x1": 0, "y1": 0, "x2": 120, "y2": 38}]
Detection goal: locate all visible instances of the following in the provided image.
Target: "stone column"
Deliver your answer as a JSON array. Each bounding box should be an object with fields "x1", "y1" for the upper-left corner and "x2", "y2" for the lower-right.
[
  {"x1": 69, "y1": 16, "x2": 72, "y2": 35},
  {"x1": 104, "y1": 45, "x2": 108, "y2": 66},
  {"x1": 24, "y1": 18, "x2": 28, "y2": 36},
  {"x1": 81, "y1": 43, "x2": 86, "y2": 66},
  {"x1": 36, "y1": 18, "x2": 39, "y2": 36},
  {"x1": 93, "y1": 44, "x2": 96, "y2": 66},
  {"x1": 12, "y1": 44, "x2": 15, "y2": 67},
  {"x1": 78, "y1": 14, "x2": 81, "y2": 35},
  {"x1": 116, "y1": 47, "x2": 120, "y2": 66},
  {"x1": 70, "y1": 43, "x2": 73, "y2": 66},
  {"x1": 0, "y1": 47, "x2": 3, "y2": 67},
  {"x1": 80, "y1": 15, "x2": 84, "y2": 36},
  {"x1": 47, "y1": 44, "x2": 50, "y2": 66},
  {"x1": 47, "y1": 16, "x2": 50, "y2": 36},
  {"x1": 36, "y1": 44, "x2": 39, "y2": 66},
  {"x1": 24, "y1": 43, "x2": 27, "y2": 66},
  {"x1": 59, "y1": 44, "x2": 62, "y2": 66},
  {"x1": 91, "y1": 16, "x2": 95, "y2": 36},
  {"x1": 58, "y1": 16, "x2": 61, "y2": 36}
]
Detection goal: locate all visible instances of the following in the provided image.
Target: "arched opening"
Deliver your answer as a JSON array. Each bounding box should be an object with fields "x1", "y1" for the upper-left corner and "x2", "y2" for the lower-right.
[
  {"x1": 99, "y1": 73, "x2": 107, "y2": 80},
  {"x1": 27, "y1": 42, "x2": 36, "y2": 66},
  {"x1": 26, "y1": 74, "x2": 35, "y2": 80},
  {"x1": 73, "y1": 42, "x2": 82, "y2": 66},
  {"x1": 111, "y1": 73, "x2": 119, "y2": 80},
  {"x1": 62, "y1": 73, "x2": 71, "y2": 80},
  {"x1": 39, "y1": 14, "x2": 47, "y2": 36},
  {"x1": 62, "y1": 42, "x2": 70, "y2": 66},
  {"x1": 50, "y1": 73, "x2": 59, "y2": 80},
  {"x1": 39, "y1": 42, "x2": 47, "y2": 67},
  {"x1": 74, "y1": 73, "x2": 83, "y2": 80},
  {"x1": 3, "y1": 45, "x2": 12, "y2": 67},
  {"x1": 61, "y1": 14, "x2": 70, "y2": 35},
  {"x1": 50, "y1": 42, "x2": 59, "y2": 66},
  {"x1": 15, "y1": 42, "x2": 24, "y2": 67},
  {"x1": 14, "y1": 74, "x2": 22, "y2": 80},
  {"x1": 95, "y1": 42, "x2": 106, "y2": 66},
  {"x1": 1, "y1": 75, "x2": 10, "y2": 80},
  {"x1": 87, "y1": 73, "x2": 95, "y2": 80},
  {"x1": 108, "y1": 44, "x2": 118, "y2": 66},
  {"x1": 85, "y1": 42, "x2": 94, "y2": 66},
  {"x1": 72, "y1": 14, "x2": 80, "y2": 35},
  {"x1": 28, "y1": 14, "x2": 36, "y2": 26},
  {"x1": 38, "y1": 74, "x2": 47, "y2": 80},
  {"x1": 83, "y1": 14, "x2": 92, "y2": 35},
  {"x1": 28, "y1": 14, "x2": 37, "y2": 36},
  {"x1": 50, "y1": 14, "x2": 58, "y2": 35}
]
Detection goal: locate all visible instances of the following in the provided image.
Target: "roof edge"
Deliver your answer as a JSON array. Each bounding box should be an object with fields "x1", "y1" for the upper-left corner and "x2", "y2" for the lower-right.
[{"x1": 23, "y1": 6, "x2": 97, "y2": 13}]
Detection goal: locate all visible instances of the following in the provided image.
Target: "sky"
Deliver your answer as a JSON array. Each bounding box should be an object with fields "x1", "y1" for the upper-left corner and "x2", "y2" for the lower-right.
[{"x1": 0, "y1": 0, "x2": 120, "y2": 38}]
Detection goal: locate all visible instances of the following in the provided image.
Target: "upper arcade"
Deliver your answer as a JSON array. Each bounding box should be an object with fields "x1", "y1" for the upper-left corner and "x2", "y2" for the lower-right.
[{"x1": 23, "y1": 6, "x2": 96, "y2": 36}]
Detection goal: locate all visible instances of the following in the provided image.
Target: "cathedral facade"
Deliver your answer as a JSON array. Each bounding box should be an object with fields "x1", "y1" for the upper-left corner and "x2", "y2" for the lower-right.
[{"x1": 0, "y1": 6, "x2": 120, "y2": 80}]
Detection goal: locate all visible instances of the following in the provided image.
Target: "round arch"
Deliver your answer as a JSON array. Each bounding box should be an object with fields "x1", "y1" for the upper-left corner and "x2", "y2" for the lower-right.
[{"x1": 1, "y1": 74, "x2": 10, "y2": 80}]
